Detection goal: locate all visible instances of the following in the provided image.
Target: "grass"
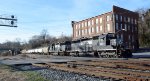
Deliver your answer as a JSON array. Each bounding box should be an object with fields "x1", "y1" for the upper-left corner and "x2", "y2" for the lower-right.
[
  {"x1": 24, "y1": 71, "x2": 49, "y2": 81},
  {"x1": 0, "y1": 64, "x2": 49, "y2": 81}
]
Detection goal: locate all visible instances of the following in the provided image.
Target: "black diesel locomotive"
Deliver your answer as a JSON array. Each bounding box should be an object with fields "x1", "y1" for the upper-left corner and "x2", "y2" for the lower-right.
[{"x1": 48, "y1": 33, "x2": 132, "y2": 58}]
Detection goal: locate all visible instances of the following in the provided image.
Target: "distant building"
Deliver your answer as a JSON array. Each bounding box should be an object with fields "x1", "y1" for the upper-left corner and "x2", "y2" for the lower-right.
[{"x1": 72, "y1": 5, "x2": 139, "y2": 50}]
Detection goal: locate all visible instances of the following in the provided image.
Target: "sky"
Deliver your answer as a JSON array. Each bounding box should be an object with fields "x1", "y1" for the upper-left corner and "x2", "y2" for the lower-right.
[{"x1": 0, "y1": 0, "x2": 149, "y2": 43}]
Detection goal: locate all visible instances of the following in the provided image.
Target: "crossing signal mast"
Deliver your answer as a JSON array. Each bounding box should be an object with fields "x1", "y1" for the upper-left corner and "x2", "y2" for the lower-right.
[{"x1": 0, "y1": 15, "x2": 17, "y2": 27}]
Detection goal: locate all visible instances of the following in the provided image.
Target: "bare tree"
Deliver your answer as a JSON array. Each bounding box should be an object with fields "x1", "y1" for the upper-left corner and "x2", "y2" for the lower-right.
[{"x1": 136, "y1": 8, "x2": 150, "y2": 47}]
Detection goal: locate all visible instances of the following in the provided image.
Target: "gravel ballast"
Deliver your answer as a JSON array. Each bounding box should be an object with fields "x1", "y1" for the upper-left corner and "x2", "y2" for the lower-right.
[{"x1": 37, "y1": 69, "x2": 108, "y2": 81}]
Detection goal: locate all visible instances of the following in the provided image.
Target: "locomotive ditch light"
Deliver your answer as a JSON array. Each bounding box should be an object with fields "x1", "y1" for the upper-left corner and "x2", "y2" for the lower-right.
[{"x1": 122, "y1": 29, "x2": 126, "y2": 31}]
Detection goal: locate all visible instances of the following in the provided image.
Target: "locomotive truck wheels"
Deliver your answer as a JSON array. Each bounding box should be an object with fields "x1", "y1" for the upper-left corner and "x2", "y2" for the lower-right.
[
  {"x1": 94, "y1": 52, "x2": 99, "y2": 57},
  {"x1": 76, "y1": 51, "x2": 79, "y2": 57}
]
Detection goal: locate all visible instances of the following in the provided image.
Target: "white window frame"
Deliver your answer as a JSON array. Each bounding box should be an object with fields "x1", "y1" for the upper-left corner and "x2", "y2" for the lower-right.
[{"x1": 96, "y1": 26, "x2": 99, "y2": 33}]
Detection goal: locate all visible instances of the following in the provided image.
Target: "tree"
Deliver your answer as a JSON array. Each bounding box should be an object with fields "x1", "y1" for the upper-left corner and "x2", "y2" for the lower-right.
[{"x1": 136, "y1": 8, "x2": 150, "y2": 47}]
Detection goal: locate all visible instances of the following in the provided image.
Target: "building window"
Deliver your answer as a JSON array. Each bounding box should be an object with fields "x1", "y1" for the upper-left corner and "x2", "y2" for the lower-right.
[
  {"x1": 116, "y1": 14, "x2": 118, "y2": 20},
  {"x1": 92, "y1": 19, "x2": 94, "y2": 25},
  {"x1": 88, "y1": 20, "x2": 91, "y2": 26},
  {"x1": 85, "y1": 29, "x2": 87, "y2": 34},
  {"x1": 116, "y1": 23, "x2": 118, "y2": 30},
  {"x1": 132, "y1": 35, "x2": 134, "y2": 42},
  {"x1": 100, "y1": 18, "x2": 102, "y2": 23},
  {"x1": 117, "y1": 34, "x2": 119, "y2": 39},
  {"x1": 107, "y1": 15, "x2": 110, "y2": 21},
  {"x1": 79, "y1": 24, "x2": 81, "y2": 29},
  {"x1": 100, "y1": 25, "x2": 103, "y2": 31},
  {"x1": 82, "y1": 22, "x2": 84, "y2": 28},
  {"x1": 85, "y1": 22, "x2": 87, "y2": 27},
  {"x1": 88, "y1": 28, "x2": 91, "y2": 34},
  {"x1": 129, "y1": 35, "x2": 131, "y2": 41},
  {"x1": 131, "y1": 18, "x2": 133, "y2": 24},
  {"x1": 135, "y1": 26, "x2": 137, "y2": 31},
  {"x1": 124, "y1": 16, "x2": 126, "y2": 22},
  {"x1": 132, "y1": 26, "x2": 134, "y2": 32},
  {"x1": 128, "y1": 25, "x2": 130, "y2": 31},
  {"x1": 76, "y1": 24, "x2": 78, "y2": 29},
  {"x1": 121, "y1": 34, "x2": 123, "y2": 41},
  {"x1": 120, "y1": 15, "x2": 122, "y2": 21},
  {"x1": 80, "y1": 23, "x2": 82, "y2": 28},
  {"x1": 76, "y1": 31, "x2": 78, "y2": 37},
  {"x1": 78, "y1": 30, "x2": 80, "y2": 36},
  {"x1": 82, "y1": 30, "x2": 84, "y2": 35},
  {"x1": 107, "y1": 24, "x2": 110, "y2": 31},
  {"x1": 120, "y1": 24, "x2": 122, "y2": 30},
  {"x1": 96, "y1": 26, "x2": 99, "y2": 33},
  {"x1": 135, "y1": 19, "x2": 137, "y2": 24},
  {"x1": 96, "y1": 18, "x2": 98, "y2": 24},
  {"x1": 128, "y1": 17, "x2": 130, "y2": 22},
  {"x1": 92, "y1": 27, "x2": 94, "y2": 33}
]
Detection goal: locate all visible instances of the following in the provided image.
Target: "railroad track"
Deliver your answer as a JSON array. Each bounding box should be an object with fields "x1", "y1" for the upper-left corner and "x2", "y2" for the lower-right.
[{"x1": 32, "y1": 59, "x2": 150, "y2": 81}]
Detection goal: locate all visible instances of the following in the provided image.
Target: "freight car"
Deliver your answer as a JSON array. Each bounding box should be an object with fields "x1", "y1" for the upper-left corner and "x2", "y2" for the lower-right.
[{"x1": 22, "y1": 46, "x2": 49, "y2": 55}]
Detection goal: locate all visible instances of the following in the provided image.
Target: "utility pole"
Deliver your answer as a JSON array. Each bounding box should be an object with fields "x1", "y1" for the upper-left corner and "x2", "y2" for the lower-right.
[{"x1": 0, "y1": 15, "x2": 17, "y2": 27}]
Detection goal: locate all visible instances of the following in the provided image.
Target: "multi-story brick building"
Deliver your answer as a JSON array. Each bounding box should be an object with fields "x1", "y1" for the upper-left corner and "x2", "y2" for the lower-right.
[{"x1": 72, "y1": 5, "x2": 139, "y2": 50}]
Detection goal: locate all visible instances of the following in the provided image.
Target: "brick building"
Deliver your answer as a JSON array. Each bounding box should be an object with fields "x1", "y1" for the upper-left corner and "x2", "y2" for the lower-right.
[{"x1": 72, "y1": 5, "x2": 139, "y2": 50}]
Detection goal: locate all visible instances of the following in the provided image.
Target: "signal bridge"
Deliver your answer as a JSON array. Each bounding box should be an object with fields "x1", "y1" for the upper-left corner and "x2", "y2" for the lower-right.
[{"x1": 0, "y1": 14, "x2": 17, "y2": 27}]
